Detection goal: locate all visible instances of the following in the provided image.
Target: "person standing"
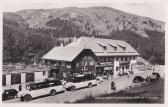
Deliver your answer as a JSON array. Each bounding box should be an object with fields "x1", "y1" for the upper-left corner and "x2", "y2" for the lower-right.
[
  {"x1": 18, "y1": 84, "x2": 22, "y2": 91},
  {"x1": 111, "y1": 81, "x2": 116, "y2": 92}
]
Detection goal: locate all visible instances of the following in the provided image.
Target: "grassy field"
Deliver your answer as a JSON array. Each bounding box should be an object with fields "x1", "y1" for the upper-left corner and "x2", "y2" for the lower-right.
[{"x1": 75, "y1": 79, "x2": 164, "y2": 103}]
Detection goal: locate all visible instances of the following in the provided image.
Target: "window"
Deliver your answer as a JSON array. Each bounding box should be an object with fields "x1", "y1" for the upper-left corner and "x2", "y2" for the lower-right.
[
  {"x1": 118, "y1": 44, "x2": 126, "y2": 50},
  {"x1": 56, "y1": 81, "x2": 62, "y2": 86},
  {"x1": 82, "y1": 61, "x2": 87, "y2": 66},
  {"x1": 2, "y1": 75, "x2": 6, "y2": 86},
  {"x1": 116, "y1": 67, "x2": 119, "y2": 71},
  {"x1": 106, "y1": 57, "x2": 110, "y2": 62},
  {"x1": 110, "y1": 57, "x2": 113, "y2": 62},
  {"x1": 63, "y1": 72, "x2": 67, "y2": 78},
  {"x1": 125, "y1": 57, "x2": 128, "y2": 61},
  {"x1": 43, "y1": 71, "x2": 46, "y2": 76},
  {"x1": 126, "y1": 65, "x2": 129, "y2": 70},
  {"x1": 82, "y1": 61, "x2": 85, "y2": 66},
  {"x1": 11, "y1": 74, "x2": 21, "y2": 85},
  {"x1": 133, "y1": 56, "x2": 136, "y2": 60},
  {"x1": 66, "y1": 62, "x2": 71, "y2": 68},
  {"x1": 26, "y1": 73, "x2": 34, "y2": 82},
  {"x1": 118, "y1": 57, "x2": 120, "y2": 61},
  {"x1": 108, "y1": 43, "x2": 117, "y2": 50},
  {"x1": 85, "y1": 61, "x2": 88, "y2": 66},
  {"x1": 59, "y1": 61, "x2": 62, "y2": 66},
  {"x1": 104, "y1": 57, "x2": 106, "y2": 62},
  {"x1": 99, "y1": 57, "x2": 104, "y2": 62},
  {"x1": 116, "y1": 57, "x2": 119, "y2": 61},
  {"x1": 127, "y1": 57, "x2": 130, "y2": 61},
  {"x1": 121, "y1": 57, "x2": 123, "y2": 61},
  {"x1": 90, "y1": 61, "x2": 94, "y2": 65},
  {"x1": 31, "y1": 85, "x2": 39, "y2": 90},
  {"x1": 76, "y1": 62, "x2": 79, "y2": 67},
  {"x1": 97, "y1": 42, "x2": 107, "y2": 50}
]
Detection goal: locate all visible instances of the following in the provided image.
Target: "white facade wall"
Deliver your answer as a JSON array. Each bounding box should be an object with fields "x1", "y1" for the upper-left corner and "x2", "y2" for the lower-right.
[
  {"x1": 21, "y1": 73, "x2": 26, "y2": 84},
  {"x1": 6, "y1": 74, "x2": 11, "y2": 86},
  {"x1": 34, "y1": 71, "x2": 48, "y2": 82},
  {"x1": 113, "y1": 60, "x2": 119, "y2": 77}
]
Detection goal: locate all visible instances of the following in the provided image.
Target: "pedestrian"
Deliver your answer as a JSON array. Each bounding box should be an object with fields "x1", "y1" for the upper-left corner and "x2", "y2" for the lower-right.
[
  {"x1": 111, "y1": 81, "x2": 116, "y2": 92},
  {"x1": 19, "y1": 84, "x2": 22, "y2": 91},
  {"x1": 111, "y1": 71, "x2": 114, "y2": 78}
]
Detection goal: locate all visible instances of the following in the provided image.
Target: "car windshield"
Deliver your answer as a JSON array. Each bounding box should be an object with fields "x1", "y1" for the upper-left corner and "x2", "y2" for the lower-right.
[
  {"x1": 70, "y1": 77, "x2": 84, "y2": 83},
  {"x1": 26, "y1": 83, "x2": 42, "y2": 90},
  {"x1": 70, "y1": 74, "x2": 96, "y2": 83}
]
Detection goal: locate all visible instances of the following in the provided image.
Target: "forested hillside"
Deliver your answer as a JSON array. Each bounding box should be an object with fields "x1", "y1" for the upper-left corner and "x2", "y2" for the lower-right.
[{"x1": 3, "y1": 7, "x2": 165, "y2": 65}]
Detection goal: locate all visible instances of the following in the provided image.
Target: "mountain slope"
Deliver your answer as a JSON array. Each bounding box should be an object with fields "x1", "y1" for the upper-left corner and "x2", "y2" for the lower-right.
[
  {"x1": 16, "y1": 7, "x2": 164, "y2": 37},
  {"x1": 3, "y1": 12, "x2": 28, "y2": 29},
  {"x1": 3, "y1": 6, "x2": 165, "y2": 64}
]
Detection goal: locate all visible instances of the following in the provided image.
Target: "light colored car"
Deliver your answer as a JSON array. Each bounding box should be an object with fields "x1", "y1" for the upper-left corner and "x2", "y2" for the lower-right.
[
  {"x1": 18, "y1": 80, "x2": 65, "y2": 102},
  {"x1": 64, "y1": 74, "x2": 98, "y2": 91}
]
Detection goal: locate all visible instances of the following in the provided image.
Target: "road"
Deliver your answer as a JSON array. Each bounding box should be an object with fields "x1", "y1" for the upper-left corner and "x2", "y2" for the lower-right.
[{"x1": 3, "y1": 66, "x2": 164, "y2": 103}]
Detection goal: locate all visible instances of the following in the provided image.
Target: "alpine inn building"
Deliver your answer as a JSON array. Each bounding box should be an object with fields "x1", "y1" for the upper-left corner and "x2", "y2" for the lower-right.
[{"x1": 67, "y1": 37, "x2": 139, "y2": 77}]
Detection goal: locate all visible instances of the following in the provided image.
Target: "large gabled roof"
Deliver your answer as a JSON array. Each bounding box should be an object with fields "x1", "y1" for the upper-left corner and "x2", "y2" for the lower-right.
[
  {"x1": 42, "y1": 46, "x2": 88, "y2": 62},
  {"x1": 67, "y1": 36, "x2": 139, "y2": 56}
]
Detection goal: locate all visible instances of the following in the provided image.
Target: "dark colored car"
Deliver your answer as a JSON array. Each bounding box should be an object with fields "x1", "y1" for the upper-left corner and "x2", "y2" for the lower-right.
[
  {"x1": 2, "y1": 89, "x2": 18, "y2": 101},
  {"x1": 150, "y1": 72, "x2": 161, "y2": 82},
  {"x1": 133, "y1": 76, "x2": 145, "y2": 83}
]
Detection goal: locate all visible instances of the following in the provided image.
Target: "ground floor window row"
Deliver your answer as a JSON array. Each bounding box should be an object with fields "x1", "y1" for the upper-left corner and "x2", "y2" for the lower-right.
[{"x1": 2, "y1": 72, "x2": 46, "y2": 86}]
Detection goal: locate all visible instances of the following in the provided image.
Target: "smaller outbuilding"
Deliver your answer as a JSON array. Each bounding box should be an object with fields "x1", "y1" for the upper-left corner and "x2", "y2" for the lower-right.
[{"x1": 42, "y1": 46, "x2": 97, "y2": 81}]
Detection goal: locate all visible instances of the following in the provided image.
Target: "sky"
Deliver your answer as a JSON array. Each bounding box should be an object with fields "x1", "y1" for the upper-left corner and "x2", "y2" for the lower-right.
[{"x1": 1, "y1": 0, "x2": 167, "y2": 21}]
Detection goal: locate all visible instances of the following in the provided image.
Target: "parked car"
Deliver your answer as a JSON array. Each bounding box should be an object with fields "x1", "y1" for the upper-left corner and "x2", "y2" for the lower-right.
[
  {"x1": 150, "y1": 72, "x2": 161, "y2": 82},
  {"x1": 2, "y1": 89, "x2": 18, "y2": 101},
  {"x1": 18, "y1": 80, "x2": 65, "y2": 102},
  {"x1": 65, "y1": 74, "x2": 98, "y2": 91}
]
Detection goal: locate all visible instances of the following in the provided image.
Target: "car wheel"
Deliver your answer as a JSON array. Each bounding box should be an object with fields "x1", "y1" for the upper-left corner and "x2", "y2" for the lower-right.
[
  {"x1": 71, "y1": 86, "x2": 76, "y2": 91},
  {"x1": 88, "y1": 83, "x2": 92, "y2": 88},
  {"x1": 24, "y1": 94, "x2": 32, "y2": 102},
  {"x1": 50, "y1": 89, "x2": 56, "y2": 96}
]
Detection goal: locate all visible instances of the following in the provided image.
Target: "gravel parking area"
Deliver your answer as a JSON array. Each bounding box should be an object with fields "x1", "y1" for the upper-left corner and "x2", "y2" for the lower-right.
[{"x1": 3, "y1": 66, "x2": 164, "y2": 103}]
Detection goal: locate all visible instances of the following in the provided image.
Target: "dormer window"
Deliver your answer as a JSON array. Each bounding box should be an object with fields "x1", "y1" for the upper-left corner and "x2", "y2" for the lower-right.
[
  {"x1": 108, "y1": 43, "x2": 117, "y2": 50},
  {"x1": 97, "y1": 42, "x2": 107, "y2": 50},
  {"x1": 118, "y1": 44, "x2": 126, "y2": 50}
]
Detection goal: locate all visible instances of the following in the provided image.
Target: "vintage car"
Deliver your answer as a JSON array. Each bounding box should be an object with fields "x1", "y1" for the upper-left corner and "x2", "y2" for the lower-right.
[
  {"x1": 2, "y1": 89, "x2": 18, "y2": 101},
  {"x1": 18, "y1": 80, "x2": 65, "y2": 102},
  {"x1": 64, "y1": 74, "x2": 98, "y2": 91}
]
